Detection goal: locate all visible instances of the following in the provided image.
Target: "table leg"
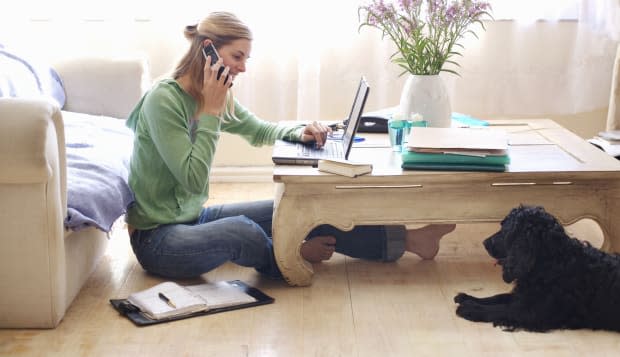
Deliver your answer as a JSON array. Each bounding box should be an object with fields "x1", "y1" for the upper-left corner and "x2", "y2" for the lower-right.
[
  {"x1": 599, "y1": 196, "x2": 620, "y2": 252},
  {"x1": 272, "y1": 183, "x2": 316, "y2": 286}
]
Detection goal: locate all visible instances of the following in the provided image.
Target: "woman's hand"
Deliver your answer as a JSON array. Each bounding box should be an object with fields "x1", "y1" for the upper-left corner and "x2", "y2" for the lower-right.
[
  {"x1": 300, "y1": 121, "x2": 332, "y2": 148},
  {"x1": 200, "y1": 56, "x2": 233, "y2": 116}
]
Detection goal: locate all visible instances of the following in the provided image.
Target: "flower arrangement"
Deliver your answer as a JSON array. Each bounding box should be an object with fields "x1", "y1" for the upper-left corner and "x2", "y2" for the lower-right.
[{"x1": 358, "y1": 0, "x2": 492, "y2": 76}]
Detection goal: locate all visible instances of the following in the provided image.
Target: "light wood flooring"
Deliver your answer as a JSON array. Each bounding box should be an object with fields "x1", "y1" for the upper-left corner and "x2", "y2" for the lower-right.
[{"x1": 1, "y1": 182, "x2": 619, "y2": 356}]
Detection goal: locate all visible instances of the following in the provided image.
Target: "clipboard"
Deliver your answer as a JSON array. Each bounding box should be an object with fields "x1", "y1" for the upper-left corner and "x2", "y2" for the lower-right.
[{"x1": 110, "y1": 280, "x2": 274, "y2": 326}]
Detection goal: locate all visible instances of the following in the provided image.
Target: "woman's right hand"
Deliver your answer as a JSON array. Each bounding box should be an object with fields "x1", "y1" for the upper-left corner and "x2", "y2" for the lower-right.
[{"x1": 200, "y1": 56, "x2": 233, "y2": 116}]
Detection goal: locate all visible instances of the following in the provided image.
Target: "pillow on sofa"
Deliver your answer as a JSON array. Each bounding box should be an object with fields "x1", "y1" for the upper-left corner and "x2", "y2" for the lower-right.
[{"x1": 0, "y1": 47, "x2": 66, "y2": 108}]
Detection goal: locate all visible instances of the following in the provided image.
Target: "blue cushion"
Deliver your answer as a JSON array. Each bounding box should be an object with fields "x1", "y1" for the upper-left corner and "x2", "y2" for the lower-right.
[{"x1": 0, "y1": 47, "x2": 66, "y2": 108}]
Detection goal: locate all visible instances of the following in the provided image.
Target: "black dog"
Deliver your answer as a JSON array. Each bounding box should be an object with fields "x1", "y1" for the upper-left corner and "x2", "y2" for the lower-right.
[{"x1": 454, "y1": 205, "x2": 620, "y2": 332}]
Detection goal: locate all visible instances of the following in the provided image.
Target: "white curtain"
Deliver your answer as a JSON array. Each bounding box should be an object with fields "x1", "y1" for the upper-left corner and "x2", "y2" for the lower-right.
[
  {"x1": 215, "y1": 0, "x2": 620, "y2": 119},
  {"x1": 1, "y1": 0, "x2": 619, "y2": 120},
  {"x1": 579, "y1": 0, "x2": 620, "y2": 41},
  {"x1": 442, "y1": 0, "x2": 620, "y2": 117}
]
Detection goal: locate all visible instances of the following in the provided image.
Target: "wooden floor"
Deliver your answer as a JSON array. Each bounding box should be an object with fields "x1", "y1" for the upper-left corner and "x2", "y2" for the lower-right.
[{"x1": 1, "y1": 182, "x2": 618, "y2": 356}]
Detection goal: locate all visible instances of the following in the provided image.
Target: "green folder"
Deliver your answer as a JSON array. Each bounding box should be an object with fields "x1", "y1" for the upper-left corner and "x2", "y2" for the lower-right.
[
  {"x1": 401, "y1": 162, "x2": 506, "y2": 172},
  {"x1": 401, "y1": 151, "x2": 510, "y2": 166}
]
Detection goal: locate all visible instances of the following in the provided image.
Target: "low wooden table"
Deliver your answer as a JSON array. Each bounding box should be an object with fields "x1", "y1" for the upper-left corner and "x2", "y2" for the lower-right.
[{"x1": 272, "y1": 119, "x2": 620, "y2": 286}]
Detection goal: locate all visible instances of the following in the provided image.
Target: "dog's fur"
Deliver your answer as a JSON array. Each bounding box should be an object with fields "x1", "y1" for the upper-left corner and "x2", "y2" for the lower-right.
[{"x1": 454, "y1": 205, "x2": 620, "y2": 332}]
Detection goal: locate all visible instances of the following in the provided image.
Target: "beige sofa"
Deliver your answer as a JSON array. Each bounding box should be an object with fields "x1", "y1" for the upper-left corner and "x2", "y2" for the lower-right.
[{"x1": 0, "y1": 56, "x2": 148, "y2": 328}]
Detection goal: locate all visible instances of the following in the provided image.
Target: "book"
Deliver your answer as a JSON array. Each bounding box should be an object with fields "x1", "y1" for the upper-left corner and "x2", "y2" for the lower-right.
[
  {"x1": 597, "y1": 130, "x2": 620, "y2": 141},
  {"x1": 401, "y1": 162, "x2": 506, "y2": 172},
  {"x1": 401, "y1": 150, "x2": 510, "y2": 166},
  {"x1": 406, "y1": 127, "x2": 508, "y2": 156},
  {"x1": 451, "y1": 112, "x2": 489, "y2": 127},
  {"x1": 318, "y1": 158, "x2": 373, "y2": 177},
  {"x1": 110, "y1": 280, "x2": 274, "y2": 326},
  {"x1": 588, "y1": 136, "x2": 620, "y2": 157}
]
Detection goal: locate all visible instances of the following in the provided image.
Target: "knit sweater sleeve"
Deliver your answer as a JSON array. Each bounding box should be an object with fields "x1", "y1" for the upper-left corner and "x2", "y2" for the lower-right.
[
  {"x1": 220, "y1": 100, "x2": 304, "y2": 145},
  {"x1": 139, "y1": 84, "x2": 219, "y2": 194}
]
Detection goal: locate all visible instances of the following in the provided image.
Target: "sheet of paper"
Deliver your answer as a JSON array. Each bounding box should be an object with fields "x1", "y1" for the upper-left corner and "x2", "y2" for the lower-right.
[
  {"x1": 407, "y1": 127, "x2": 508, "y2": 151},
  {"x1": 127, "y1": 281, "x2": 206, "y2": 319},
  {"x1": 186, "y1": 281, "x2": 256, "y2": 309}
]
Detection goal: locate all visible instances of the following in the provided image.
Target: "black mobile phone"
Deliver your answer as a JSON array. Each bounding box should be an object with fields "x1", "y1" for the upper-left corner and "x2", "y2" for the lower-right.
[{"x1": 202, "y1": 43, "x2": 229, "y2": 82}]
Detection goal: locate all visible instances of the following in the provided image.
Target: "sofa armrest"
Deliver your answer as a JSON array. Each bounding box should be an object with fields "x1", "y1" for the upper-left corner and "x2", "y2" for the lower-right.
[
  {"x1": 0, "y1": 98, "x2": 66, "y2": 192},
  {"x1": 0, "y1": 97, "x2": 68, "y2": 327},
  {"x1": 53, "y1": 56, "x2": 150, "y2": 119}
]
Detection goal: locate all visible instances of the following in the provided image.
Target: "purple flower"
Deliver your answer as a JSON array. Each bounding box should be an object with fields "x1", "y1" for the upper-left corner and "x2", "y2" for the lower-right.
[
  {"x1": 467, "y1": 1, "x2": 491, "y2": 17},
  {"x1": 398, "y1": 0, "x2": 412, "y2": 11},
  {"x1": 446, "y1": 4, "x2": 459, "y2": 22},
  {"x1": 358, "y1": 0, "x2": 492, "y2": 75}
]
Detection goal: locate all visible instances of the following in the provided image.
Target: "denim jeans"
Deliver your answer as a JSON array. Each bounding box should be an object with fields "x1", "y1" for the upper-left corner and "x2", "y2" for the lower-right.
[{"x1": 130, "y1": 200, "x2": 406, "y2": 279}]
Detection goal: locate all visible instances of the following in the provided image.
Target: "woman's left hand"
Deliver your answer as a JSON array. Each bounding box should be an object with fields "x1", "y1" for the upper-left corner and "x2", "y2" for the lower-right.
[{"x1": 300, "y1": 121, "x2": 332, "y2": 148}]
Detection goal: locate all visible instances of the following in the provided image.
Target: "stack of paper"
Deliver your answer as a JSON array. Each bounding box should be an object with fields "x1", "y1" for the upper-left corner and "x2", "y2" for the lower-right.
[{"x1": 402, "y1": 127, "x2": 510, "y2": 171}]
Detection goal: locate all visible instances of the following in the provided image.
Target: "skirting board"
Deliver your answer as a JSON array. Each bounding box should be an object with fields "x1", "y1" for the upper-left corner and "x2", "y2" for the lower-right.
[{"x1": 209, "y1": 166, "x2": 273, "y2": 183}]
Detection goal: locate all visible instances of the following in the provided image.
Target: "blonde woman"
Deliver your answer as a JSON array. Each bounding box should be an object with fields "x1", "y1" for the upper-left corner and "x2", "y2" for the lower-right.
[{"x1": 125, "y1": 12, "x2": 455, "y2": 279}]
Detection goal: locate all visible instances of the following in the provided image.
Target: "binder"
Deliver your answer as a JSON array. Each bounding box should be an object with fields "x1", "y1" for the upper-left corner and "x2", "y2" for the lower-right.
[
  {"x1": 402, "y1": 151, "x2": 510, "y2": 166},
  {"x1": 110, "y1": 280, "x2": 274, "y2": 326},
  {"x1": 401, "y1": 162, "x2": 507, "y2": 172}
]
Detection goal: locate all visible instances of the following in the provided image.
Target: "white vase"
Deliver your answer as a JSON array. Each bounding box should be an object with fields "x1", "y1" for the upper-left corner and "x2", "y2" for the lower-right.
[{"x1": 398, "y1": 74, "x2": 452, "y2": 128}]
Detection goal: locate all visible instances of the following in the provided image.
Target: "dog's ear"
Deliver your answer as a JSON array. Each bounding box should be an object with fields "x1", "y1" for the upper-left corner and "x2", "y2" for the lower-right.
[
  {"x1": 537, "y1": 208, "x2": 569, "y2": 255},
  {"x1": 501, "y1": 206, "x2": 542, "y2": 282},
  {"x1": 503, "y1": 231, "x2": 537, "y2": 283},
  {"x1": 501, "y1": 206, "x2": 565, "y2": 283}
]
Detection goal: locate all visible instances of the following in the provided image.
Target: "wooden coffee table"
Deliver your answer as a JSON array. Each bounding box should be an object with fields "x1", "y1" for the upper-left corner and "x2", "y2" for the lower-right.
[{"x1": 272, "y1": 119, "x2": 620, "y2": 286}]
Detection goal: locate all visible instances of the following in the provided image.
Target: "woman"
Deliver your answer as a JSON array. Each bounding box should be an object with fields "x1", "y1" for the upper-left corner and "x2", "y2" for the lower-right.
[{"x1": 125, "y1": 11, "x2": 455, "y2": 279}]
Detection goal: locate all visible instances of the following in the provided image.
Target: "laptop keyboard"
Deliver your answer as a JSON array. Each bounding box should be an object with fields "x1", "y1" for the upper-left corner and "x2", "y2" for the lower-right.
[{"x1": 299, "y1": 141, "x2": 344, "y2": 158}]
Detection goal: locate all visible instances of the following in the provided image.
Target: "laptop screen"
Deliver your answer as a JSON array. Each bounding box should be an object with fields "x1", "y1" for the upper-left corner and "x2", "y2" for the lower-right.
[
  {"x1": 341, "y1": 77, "x2": 370, "y2": 158},
  {"x1": 271, "y1": 76, "x2": 370, "y2": 165}
]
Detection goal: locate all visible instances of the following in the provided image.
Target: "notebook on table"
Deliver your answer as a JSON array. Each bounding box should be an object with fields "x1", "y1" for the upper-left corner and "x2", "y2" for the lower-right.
[{"x1": 271, "y1": 76, "x2": 370, "y2": 166}]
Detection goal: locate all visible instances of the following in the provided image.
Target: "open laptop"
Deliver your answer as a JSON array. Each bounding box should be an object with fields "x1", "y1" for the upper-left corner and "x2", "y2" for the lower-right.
[{"x1": 271, "y1": 76, "x2": 370, "y2": 166}]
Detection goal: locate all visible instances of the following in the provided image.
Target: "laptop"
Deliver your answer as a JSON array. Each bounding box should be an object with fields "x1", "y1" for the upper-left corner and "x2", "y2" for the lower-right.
[{"x1": 271, "y1": 77, "x2": 370, "y2": 166}]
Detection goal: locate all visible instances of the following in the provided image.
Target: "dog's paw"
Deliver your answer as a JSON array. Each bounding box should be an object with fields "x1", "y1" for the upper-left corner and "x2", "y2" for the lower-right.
[
  {"x1": 455, "y1": 303, "x2": 474, "y2": 319},
  {"x1": 454, "y1": 292, "x2": 474, "y2": 304},
  {"x1": 455, "y1": 302, "x2": 488, "y2": 322}
]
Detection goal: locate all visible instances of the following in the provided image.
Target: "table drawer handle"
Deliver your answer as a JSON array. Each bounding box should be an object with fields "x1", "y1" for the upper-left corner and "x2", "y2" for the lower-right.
[
  {"x1": 491, "y1": 181, "x2": 573, "y2": 186},
  {"x1": 335, "y1": 184, "x2": 423, "y2": 190}
]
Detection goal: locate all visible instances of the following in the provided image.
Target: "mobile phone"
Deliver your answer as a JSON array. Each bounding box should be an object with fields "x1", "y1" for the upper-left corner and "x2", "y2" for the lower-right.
[{"x1": 202, "y1": 43, "x2": 229, "y2": 83}]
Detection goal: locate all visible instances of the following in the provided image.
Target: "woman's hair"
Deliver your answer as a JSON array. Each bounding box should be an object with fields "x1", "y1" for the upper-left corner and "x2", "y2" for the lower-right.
[{"x1": 172, "y1": 12, "x2": 252, "y2": 121}]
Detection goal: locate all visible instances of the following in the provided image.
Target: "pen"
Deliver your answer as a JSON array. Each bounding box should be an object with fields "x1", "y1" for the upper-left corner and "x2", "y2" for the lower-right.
[{"x1": 158, "y1": 292, "x2": 176, "y2": 308}]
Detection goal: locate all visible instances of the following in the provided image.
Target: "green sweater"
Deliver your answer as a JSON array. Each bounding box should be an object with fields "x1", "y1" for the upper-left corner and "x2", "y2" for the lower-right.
[{"x1": 125, "y1": 79, "x2": 302, "y2": 229}]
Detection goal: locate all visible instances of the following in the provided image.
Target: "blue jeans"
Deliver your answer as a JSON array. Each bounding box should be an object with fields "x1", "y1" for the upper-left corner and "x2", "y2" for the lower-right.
[{"x1": 130, "y1": 200, "x2": 405, "y2": 279}]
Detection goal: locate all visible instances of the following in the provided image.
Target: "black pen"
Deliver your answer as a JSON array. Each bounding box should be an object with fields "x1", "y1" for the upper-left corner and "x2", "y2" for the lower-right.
[{"x1": 158, "y1": 292, "x2": 176, "y2": 308}]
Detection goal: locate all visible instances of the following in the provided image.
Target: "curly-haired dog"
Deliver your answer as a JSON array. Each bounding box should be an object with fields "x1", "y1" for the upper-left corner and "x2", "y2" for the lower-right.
[{"x1": 454, "y1": 205, "x2": 620, "y2": 332}]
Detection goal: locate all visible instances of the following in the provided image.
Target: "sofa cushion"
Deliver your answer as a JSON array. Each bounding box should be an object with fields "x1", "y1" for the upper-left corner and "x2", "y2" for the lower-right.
[
  {"x1": 0, "y1": 47, "x2": 66, "y2": 108},
  {"x1": 54, "y1": 57, "x2": 149, "y2": 119}
]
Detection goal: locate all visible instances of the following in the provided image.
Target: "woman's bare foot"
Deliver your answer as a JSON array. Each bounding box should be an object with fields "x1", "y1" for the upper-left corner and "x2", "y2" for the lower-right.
[
  {"x1": 300, "y1": 236, "x2": 336, "y2": 263},
  {"x1": 405, "y1": 224, "x2": 456, "y2": 260}
]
